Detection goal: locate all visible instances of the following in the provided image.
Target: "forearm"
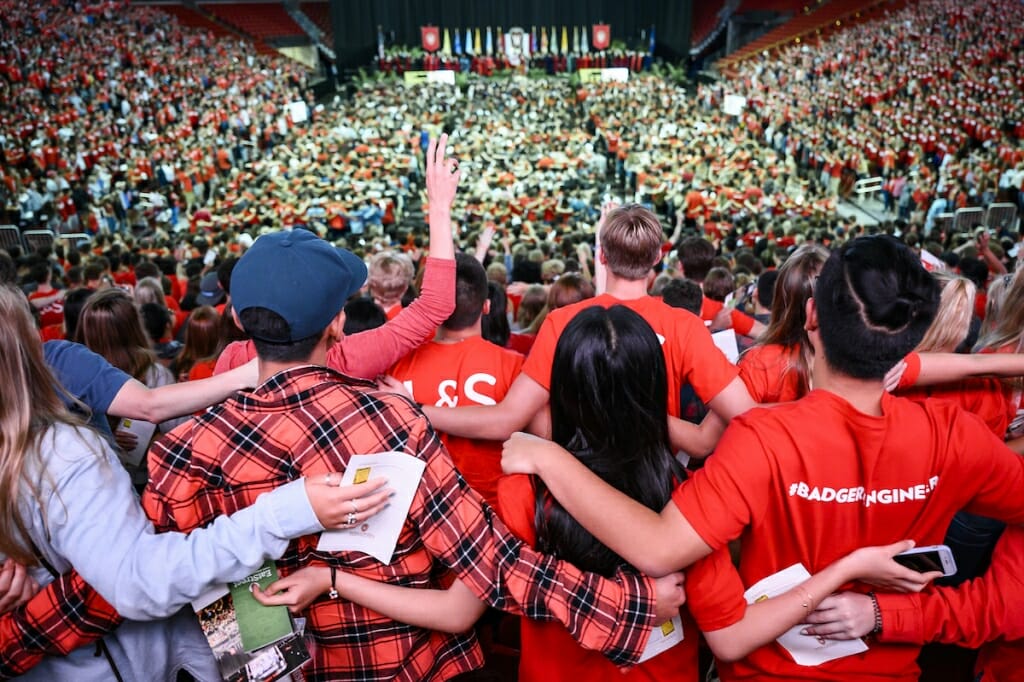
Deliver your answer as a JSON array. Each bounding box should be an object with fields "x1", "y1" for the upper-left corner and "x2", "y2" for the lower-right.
[
  {"x1": 332, "y1": 257, "x2": 455, "y2": 378},
  {"x1": 335, "y1": 572, "x2": 486, "y2": 634},
  {"x1": 63, "y1": 445, "x2": 320, "y2": 620},
  {"x1": 116, "y1": 363, "x2": 251, "y2": 422},
  {"x1": 427, "y1": 206, "x2": 455, "y2": 260},
  {"x1": 915, "y1": 351, "x2": 1024, "y2": 386},
  {"x1": 706, "y1": 558, "x2": 855, "y2": 662},
  {"x1": 0, "y1": 573, "x2": 122, "y2": 678},
  {"x1": 425, "y1": 403, "x2": 529, "y2": 440},
  {"x1": 668, "y1": 413, "x2": 725, "y2": 458}
]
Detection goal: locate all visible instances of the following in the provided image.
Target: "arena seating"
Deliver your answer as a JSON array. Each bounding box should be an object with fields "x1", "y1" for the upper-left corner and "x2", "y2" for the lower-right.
[
  {"x1": 717, "y1": 0, "x2": 907, "y2": 70},
  {"x1": 199, "y1": 2, "x2": 305, "y2": 42}
]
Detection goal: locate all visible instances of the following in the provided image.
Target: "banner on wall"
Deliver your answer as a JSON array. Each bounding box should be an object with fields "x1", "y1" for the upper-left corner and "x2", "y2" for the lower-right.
[
  {"x1": 421, "y1": 26, "x2": 440, "y2": 52},
  {"x1": 592, "y1": 24, "x2": 611, "y2": 50}
]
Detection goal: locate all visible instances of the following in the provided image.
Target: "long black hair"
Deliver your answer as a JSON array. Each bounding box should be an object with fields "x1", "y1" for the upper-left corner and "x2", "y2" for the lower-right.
[{"x1": 535, "y1": 305, "x2": 685, "y2": 577}]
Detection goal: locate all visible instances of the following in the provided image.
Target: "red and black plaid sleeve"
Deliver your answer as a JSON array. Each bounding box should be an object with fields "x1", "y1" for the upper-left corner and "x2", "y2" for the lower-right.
[{"x1": 0, "y1": 571, "x2": 122, "y2": 679}]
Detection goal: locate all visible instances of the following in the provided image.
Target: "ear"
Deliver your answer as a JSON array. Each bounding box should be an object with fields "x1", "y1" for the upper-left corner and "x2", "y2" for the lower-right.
[
  {"x1": 230, "y1": 307, "x2": 244, "y2": 332},
  {"x1": 328, "y1": 309, "x2": 347, "y2": 340},
  {"x1": 804, "y1": 297, "x2": 819, "y2": 332},
  {"x1": 482, "y1": 299, "x2": 491, "y2": 315}
]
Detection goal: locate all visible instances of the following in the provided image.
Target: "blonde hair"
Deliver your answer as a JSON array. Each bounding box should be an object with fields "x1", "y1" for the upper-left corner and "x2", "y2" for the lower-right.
[
  {"x1": 977, "y1": 269, "x2": 1024, "y2": 353},
  {"x1": 133, "y1": 277, "x2": 165, "y2": 307},
  {"x1": 915, "y1": 272, "x2": 976, "y2": 353},
  {"x1": 0, "y1": 285, "x2": 82, "y2": 564},
  {"x1": 977, "y1": 272, "x2": 1014, "y2": 343},
  {"x1": 599, "y1": 205, "x2": 664, "y2": 280},
  {"x1": 367, "y1": 252, "x2": 413, "y2": 305}
]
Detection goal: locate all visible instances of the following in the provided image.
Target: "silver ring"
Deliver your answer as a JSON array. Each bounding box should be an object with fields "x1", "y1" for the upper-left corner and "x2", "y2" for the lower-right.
[{"x1": 346, "y1": 512, "x2": 357, "y2": 526}]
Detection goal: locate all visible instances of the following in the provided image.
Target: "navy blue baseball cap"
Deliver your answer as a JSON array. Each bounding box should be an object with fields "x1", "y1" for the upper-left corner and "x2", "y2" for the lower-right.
[{"x1": 231, "y1": 230, "x2": 367, "y2": 342}]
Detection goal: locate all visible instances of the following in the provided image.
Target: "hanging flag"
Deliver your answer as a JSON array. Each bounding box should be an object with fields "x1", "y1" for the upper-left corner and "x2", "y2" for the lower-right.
[
  {"x1": 581, "y1": 24, "x2": 588, "y2": 53},
  {"x1": 442, "y1": 28, "x2": 451, "y2": 56},
  {"x1": 496, "y1": 26, "x2": 504, "y2": 55},
  {"x1": 560, "y1": 26, "x2": 568, "y2": 55},
  {"x1": 572, "y1": 26, "x2": 579, "y2": 53},
  {"x1": 531, "y1": 25, "x2": 537, "y2": 53},
  {"x1": 465, "y1": 27, "x2": 473, "y2": 55},
  {"x1": 592, "y1": 23, "x2": 610, "y2": 51},
  {"x1": 454, "y1": 27, "x2": 462, "y2": 55},
  {"x1": 377, "y1": 25, "x2": 385, "y2": 60},
  {"x1": 550, "y1": 25, "x2": 557, "y2": 54},
  {"x1": 421, "y1": 26, "x2": 440, "y2": 52},
  {"x1": 649, "y1": 24, "x2": 656, "y2": 55},
  {"x1": 486, "y1": 26, "x2": 493, "y2": 55},
  {"x1": 540, "y1": 26, "x2": 548, "y2": 53},
  {"x1": 474, "y1": 28, "x2": 482, "y2": 55}
]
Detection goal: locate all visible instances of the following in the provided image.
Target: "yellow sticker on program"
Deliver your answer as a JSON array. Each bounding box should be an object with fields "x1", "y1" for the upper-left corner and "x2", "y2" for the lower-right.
[
  {"x1": 353, "y1": 467, "x2": 372, "y2": 484},
  {"x1": 660, "y1": 621, "x2": 676, "y2": 636},
  {"x1": 755, "y1": 594, "x2": 769, "y2": 603}
]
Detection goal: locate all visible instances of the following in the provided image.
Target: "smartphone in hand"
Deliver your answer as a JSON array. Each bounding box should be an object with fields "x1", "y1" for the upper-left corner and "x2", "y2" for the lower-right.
[{"x1": 894, "y1": 545, "x2": 957, "y2": 576}]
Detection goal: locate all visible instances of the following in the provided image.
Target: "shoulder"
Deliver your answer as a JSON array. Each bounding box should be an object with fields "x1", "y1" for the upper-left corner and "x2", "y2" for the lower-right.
[
  {"x1": 30, "y1": 422, "x2": 112, "y2": 484},
  {"x1": 44, "y1": 340, "x2": 102, "y2": 369}
]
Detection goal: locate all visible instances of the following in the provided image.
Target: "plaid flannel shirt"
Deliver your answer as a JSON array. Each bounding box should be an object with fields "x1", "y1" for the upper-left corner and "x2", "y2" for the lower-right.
[
  {"x1": 143, "y1": 366, "x2": 656, "y2": 681},
  {"x1": 0, "y1": 572, "x2": 121, "y2": 679}
]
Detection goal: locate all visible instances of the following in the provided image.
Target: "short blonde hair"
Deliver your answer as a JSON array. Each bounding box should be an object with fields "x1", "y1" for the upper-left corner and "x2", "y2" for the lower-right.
[
  {"x1": 599, "y1": 205, "x2": 664, "y2": 280},
  {"x1": 915, "y1": 272, "x2": 976, "y2": 353},
  {"x1": 367, "y1": 252, "x2": 414, "y2": 304}
]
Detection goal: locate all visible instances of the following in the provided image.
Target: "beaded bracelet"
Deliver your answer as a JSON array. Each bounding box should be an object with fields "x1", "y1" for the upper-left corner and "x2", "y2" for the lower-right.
[{"x1": 868, "y1": 591, "x2": 882, "y2": 635}]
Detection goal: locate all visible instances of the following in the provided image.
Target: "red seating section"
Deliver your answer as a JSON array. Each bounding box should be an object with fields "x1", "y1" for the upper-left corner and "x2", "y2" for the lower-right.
[
  {"x1": 718, "y1": 0, "x2": 908, "y2": 71},
  {"x1": 199, "y1": 2, "x2": 304, "y2": 41}
]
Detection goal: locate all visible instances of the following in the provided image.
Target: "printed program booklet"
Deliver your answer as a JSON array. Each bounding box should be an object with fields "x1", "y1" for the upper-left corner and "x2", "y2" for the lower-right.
[
  {"x1": 317, "y1": 451, "x2": 426, "y2": 563},
  {"x1": 638, "y1": 614, "x2": 684, "y2": 663},
  {"x1": 743, "y1": 563, "x2": 869, "y2": 666},
  {"x1": 115, "y1": 417, "x2": 156, "y2": 467},
  {"x1": 192, "y1": 561, "x2": 311, "y2": 682}
]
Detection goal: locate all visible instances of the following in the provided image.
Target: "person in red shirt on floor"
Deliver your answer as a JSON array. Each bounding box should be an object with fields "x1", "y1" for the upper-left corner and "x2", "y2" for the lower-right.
[
  {"x1": 503, "y1": 235, "x2": 1024, "y2": 681},
  {"x1": 411, "y1": 205, "x2": 758, "y2": 458},
  {"x1": 387, "y1": 253, "x2": 524, "y2": 508},
  {"x1": 26, "y1": 262, "x2": 64, "y2": 329}
]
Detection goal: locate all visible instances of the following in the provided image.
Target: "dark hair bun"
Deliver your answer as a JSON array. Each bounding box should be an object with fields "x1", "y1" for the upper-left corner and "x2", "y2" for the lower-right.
[{"x1": 843, "y1": 236, "x2": 937, "y2": 332}]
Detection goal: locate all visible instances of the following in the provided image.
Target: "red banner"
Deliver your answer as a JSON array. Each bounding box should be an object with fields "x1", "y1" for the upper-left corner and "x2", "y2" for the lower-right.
[
  {"x1": 592, "y1": 24, "x2": 610, "y2": 51},
  {"x1": 421, "y1": 26, "x2": 440, "y2": 52}
]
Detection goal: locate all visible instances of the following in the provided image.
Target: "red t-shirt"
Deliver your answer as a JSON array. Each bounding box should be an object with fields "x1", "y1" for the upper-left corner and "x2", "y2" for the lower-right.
[
  {"x1": 700, "y1": 298, "x2": 756, "y2": 337},
  {"x1": 673, "y1": 390, "x2": 1024, "y2": 681},
  {"x1": 738, "y1": 343, "x2": 804, "y2": 403},
  {"x1": 497, "y1": 474, "x2": 744, "y2": 682},
  {"x1": 28, "y1": 290, "x2": 64, "y2": 328},
  {"x1": 390, "y1": 337, "x2": 523, "y2": 508},
  {"x1": 522, "y1": 294, "x2": 738, "y2": 417}
]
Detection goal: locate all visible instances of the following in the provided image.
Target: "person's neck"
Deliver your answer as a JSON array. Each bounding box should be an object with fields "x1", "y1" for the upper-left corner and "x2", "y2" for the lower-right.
[
  {"x1": 604, "y1": 273, "x2": 649, "y2": 300},
  {"x1": 811, "y1": 357, "x2": 885, "y2": 416},
  {"x1": 257, "y1": 346, "x2": 329, "y2": 384},
  {"x1": 435, "y1": 318, "x2": 483, "y2": 343}
]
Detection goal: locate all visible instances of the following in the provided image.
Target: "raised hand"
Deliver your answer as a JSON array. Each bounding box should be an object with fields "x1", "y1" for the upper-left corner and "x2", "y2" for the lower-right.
[{"x1": 425, "y1": 133, "x2": 461, "y2": 212}]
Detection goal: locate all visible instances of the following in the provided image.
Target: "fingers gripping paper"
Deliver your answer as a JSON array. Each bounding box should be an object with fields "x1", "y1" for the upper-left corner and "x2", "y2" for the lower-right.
[{"x1": 317, "y1": 452, "x2": 426, "y2": 563}]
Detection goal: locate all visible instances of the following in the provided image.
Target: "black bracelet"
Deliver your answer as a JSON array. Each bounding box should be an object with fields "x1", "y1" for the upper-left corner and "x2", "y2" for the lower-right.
[
  {"x1": 868, "y1": 591, "x2": 882, "y2": 635},
  {"x1": 328, "y1": 565, "x2": 339, "y2": 599}
]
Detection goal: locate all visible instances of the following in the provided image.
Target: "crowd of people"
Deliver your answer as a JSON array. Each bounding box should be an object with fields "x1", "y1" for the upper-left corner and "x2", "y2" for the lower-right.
[{"x1": 2, "y1": 0, "x2": 1024, "y2": 681}]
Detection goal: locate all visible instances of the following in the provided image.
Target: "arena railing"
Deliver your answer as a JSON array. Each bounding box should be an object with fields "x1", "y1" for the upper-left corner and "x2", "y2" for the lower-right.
[
  {"x1": 0, "y1": 225, "x2": 22, "y2": 252},
  {"x1": 984, "y1": 202, "x2": 1019, "y2": 233},
  {"x1": 22, "y1": 230, "x2": 55, "y2": 254}
]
